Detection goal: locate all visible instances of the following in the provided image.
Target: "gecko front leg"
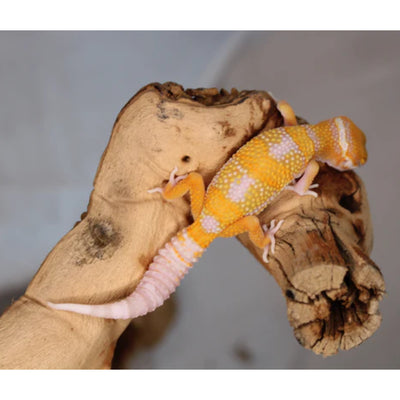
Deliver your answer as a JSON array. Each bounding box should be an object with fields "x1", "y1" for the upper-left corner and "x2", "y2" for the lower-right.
[
  {"x1": 148, "y1": 166, "x2": 206, "y2": 219},
  {"x1": 285, "y1": 159, "x2": 320, "y2": 198}
]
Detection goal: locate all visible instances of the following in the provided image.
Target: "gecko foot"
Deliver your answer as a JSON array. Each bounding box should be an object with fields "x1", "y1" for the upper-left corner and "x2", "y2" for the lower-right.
[
  {"x1": 148, "y1": 166, "x2": 188, "y2": 194},
  {"x1": 261, "y1": 219, "x2": 284, "y2": 263}
]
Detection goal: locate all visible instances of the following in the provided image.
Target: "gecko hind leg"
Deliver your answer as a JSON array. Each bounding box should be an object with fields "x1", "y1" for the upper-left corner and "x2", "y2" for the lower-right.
[
  {"x1": 285, "y1": 159, "x2": 320, "y2": 198},
  {"x1": 220, "y1": 215, "x2": 284, "y2": 263},
  {"x1": 148, "y1": 166, "x2": 205, "y2": 219},
  {"x1": 277, "y1": 100, "x2": 298, "y2": 126}
]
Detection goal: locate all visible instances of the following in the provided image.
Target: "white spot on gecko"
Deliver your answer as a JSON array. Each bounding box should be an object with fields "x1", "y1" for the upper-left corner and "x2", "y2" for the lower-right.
[
  {"x1": 335, "y1": 117, "x2": 350, "y2": 157},
  {"x1": 305, "y1": 125, "x2": 320, "y2": 152},
  {"x1": 201, "y1": 215, "x2": 221, "y2": 233},
  {"x1": 269, "y1": 132, "x2": 300, "y2": 161},
  {"x1": 227, "y1": 174, "x2": 255, "y2": 202}
]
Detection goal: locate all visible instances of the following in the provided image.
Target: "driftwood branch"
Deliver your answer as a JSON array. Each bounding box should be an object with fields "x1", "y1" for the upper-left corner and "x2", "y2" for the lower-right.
[
  {"x1": 237, "y1": 165, "x2": 385, "y2": 356},
  {"x1": 0, "y1": 82, "x2": 384, "y2": 367},
  {"x1": 0, "y1": 82, "x2": 281, "y2": 368}
]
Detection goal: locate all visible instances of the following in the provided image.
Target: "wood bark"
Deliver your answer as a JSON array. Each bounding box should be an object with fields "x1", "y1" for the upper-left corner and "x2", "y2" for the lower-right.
[{"x1": 0, "y1": 82, "x2": 384, "y2": 367}]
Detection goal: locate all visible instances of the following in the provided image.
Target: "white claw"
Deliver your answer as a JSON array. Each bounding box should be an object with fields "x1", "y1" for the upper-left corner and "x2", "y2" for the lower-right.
[
  {"x1": 169, "y1": 166, "x2": 179, "y2": 184},
  {"x1": 262, "y1": 245, "x2": 270, "y2": 263},
  {"x1": 285, "y1": 183, "x2": 319, "y2": 198},
  {"x1": 169, "y1": 166, "x2": 188, "y2": 185},
  {"x1": 304, "y1": 190, "x2": 318, "y2": 198},
  {"x1": 147, "y1": 187, "x2": 163, "y2": 194},
  {"x1": 148, "y1": 166, "x2": 187, "y2": 195},
  {"x1": 304, "y1": 183, "x2": 319, "y2": 198},
  {"x1": 175, "y1": 174, "x2": 188, "y2": 184}
]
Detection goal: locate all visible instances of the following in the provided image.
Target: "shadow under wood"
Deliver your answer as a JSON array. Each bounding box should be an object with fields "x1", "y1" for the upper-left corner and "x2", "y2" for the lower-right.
[
  {"x1": 112, "y1": 295, "x2": 176, "y2": 369},
  {"x1": 0, "y1": 284, "x2": 27, "y2": 316}
]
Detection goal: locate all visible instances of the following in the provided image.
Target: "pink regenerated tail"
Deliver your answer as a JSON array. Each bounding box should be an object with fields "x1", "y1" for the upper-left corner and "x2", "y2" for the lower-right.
[{"x1": 47, "y1": 228, "x2": 204, "y2": 319}]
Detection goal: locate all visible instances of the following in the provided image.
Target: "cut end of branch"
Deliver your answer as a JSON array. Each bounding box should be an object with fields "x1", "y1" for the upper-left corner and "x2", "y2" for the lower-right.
[{"x1": 288, "y1": 258, "x2": 385, "y2": 357}]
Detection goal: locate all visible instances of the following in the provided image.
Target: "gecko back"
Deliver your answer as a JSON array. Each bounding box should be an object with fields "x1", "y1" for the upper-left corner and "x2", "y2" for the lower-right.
[{"x1": 197, "y1": 126, "x2": 316, "y2": 232}]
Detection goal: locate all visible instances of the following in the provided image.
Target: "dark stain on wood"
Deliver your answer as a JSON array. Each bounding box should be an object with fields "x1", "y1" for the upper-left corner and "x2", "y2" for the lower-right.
[
  {"x1": 111, "y1": 179, "x2": 132, "y2": 199},
  {"x1": 218, "y1": 121, "x2": 236, "y2": 138},
  {"x1": 90, "y1": 221, "x2": 116, "y2": 248},
  {"x1": 157, "y1": 101, "x2": 169, "y2": 120},
  {"x1": 157, "y1": 100, "x2": 184, "y2": 121},
  {"x1": 181, "y1": 155, "x2": 191, "y2": 163},
  {"x1": 75, "y1": 218, "x2": 122, "y2": 265},
  {"x1": 75, "y1": 257, "x2": 87, "y2": 266}
]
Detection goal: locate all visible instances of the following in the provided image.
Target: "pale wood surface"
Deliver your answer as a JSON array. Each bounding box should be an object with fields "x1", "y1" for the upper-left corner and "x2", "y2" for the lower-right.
[{"x1": 0, "y1": 82, "x2": 281, "y2": 368}]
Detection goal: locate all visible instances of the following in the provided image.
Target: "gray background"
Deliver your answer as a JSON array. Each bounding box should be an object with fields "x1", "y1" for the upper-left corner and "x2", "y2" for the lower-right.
[{"x1": 0, "y1": 31, "x2": 398, "y2": 368}]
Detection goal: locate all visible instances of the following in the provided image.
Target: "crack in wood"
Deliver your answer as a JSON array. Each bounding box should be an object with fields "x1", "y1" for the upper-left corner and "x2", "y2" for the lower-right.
[{"x1": 279, "y1": 238, "x2": 296, "y2": 255}]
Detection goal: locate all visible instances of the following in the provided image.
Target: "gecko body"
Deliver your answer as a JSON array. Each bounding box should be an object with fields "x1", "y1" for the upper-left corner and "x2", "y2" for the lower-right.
[{"x1": 48, "y1": 104, "x2": 367, "y2": 320}]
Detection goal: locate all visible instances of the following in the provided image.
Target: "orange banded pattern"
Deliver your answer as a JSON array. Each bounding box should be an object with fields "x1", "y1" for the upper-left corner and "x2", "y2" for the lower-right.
[{"x1": 198, "y1": 125, "x2": 315, "y2": 235}]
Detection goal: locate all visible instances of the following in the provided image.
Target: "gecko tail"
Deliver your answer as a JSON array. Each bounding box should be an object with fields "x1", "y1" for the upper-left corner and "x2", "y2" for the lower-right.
[
  {"x1": 47, "y1": 228, "x2": 205, "y2": 320},
  {"x1": 47, "y1": 300, "x2": 131, "y2": 319}
]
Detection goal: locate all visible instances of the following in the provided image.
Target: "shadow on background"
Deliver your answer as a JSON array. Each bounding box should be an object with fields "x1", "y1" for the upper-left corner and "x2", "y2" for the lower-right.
[
  {"x1": 112, "y1": 296, "x2": 177, "y2": 369},
  {"x1": 0, "y1": 283, "x2": 27, "y2": 316}
]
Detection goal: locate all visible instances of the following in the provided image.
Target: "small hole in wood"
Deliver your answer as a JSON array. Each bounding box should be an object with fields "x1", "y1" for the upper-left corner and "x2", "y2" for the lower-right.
[
  {"x1": 285, "y1": 289, "x2": 295, "y2": 300},
  {"x1": 181, "y1": 155, "x2": 191, "y2": 163}
]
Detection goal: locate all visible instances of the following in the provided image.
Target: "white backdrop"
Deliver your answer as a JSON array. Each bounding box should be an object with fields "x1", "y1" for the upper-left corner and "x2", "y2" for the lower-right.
[{"x1": 0, "y1": 31, "x2": 398, "y2": 368}]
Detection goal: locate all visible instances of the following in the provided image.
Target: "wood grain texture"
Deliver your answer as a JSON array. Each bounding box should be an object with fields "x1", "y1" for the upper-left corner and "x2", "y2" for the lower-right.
[
  {"x1": 237, "y1": 164, "x2": 385, "y2": 356},
  {"x1": 0, "y1": 82, "x2": 281, "y2": 369}
]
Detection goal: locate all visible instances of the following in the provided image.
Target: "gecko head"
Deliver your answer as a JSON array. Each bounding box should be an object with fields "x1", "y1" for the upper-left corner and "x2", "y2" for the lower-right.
[{"x1": 322, "y1": 116, "x2": 367, "y2": 171}]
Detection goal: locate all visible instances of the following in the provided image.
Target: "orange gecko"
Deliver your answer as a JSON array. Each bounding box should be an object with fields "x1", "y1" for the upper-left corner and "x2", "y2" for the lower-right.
[{"x1": 48, "y1": 101, "x2": 367, "y2": 319}]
